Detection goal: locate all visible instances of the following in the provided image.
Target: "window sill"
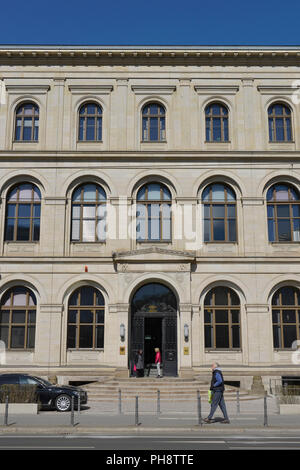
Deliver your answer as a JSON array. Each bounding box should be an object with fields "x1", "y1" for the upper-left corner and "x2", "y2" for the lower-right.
[
  {"x1": 67, "y1": 349, "x2": 104, "y2": 352},
  {"x1": 205, "y1": 349, "x2": 242, "y2": 353},
  {"x1": 4, "y1": 241, "x2": 39, "y2": 244},
  {"x1": 13, "y1": 140, "x2": 39, "y2": 144},
  {"x1": 137, "y1": 240, "x2": 172, "y2": 244}
]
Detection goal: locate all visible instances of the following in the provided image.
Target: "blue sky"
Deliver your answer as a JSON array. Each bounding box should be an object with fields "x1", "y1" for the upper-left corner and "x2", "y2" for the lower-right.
[{"x1": 1, "y1": 0, "x2": 299, "y2": 46}]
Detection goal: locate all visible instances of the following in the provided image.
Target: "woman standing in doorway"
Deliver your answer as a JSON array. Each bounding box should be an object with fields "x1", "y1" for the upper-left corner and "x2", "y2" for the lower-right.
[
  {"x1": 155, "y1": 347, "x2": 162, "y2": 378},
  {"x1": 134, "y1": 349, "x2": 144, "y2": 377}
]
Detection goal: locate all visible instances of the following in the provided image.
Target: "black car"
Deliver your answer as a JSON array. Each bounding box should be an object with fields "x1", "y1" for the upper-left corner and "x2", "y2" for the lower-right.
[{"x1": 0, "y1": 374, "x2": 88, "y2": 412}]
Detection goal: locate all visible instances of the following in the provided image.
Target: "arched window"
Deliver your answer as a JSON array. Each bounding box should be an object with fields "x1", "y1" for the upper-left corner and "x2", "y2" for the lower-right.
[
  {"x1": 0, "y1": 286, "x2": 36, "y2": 349},
  {"x1": 15, "y1": 102, "x2": 39, "y2": 142},
  {"x1": 71, "y1": 183, "x2": 106, "y2": 242},
  {"x1": 202, "y1": 183, "x2": 237, "y2": 242},
  {"x1": 267, "y1": 184, "x2": 300, "y2": 242},
  {"x1": 78, "y1": 102, "x2": 102, "y2": 141},
  {"x1": 5, "y1": 183, "x2": 41, "y2": 242},
  {"x1": 142, "y1": 103, "x2": 166, "y2": 142},
  {"x1": 268, "y1": 103, "x2": 292, "y2": 142},
  {"x1": 272, "y1": 286, "x2": 300, "y2": 348},
  {"x1": 136, "y1": 183, "x2": 171, "y2": 241},
  {"x1": 67, "y1": 286, "x2": 105, "y2": 349},
  {"x1": 204, "y1": 286, "x2": 240, "y2": 349},
  {"x1": 205, "y1": 103, "x2": 229, "y2": 142}
]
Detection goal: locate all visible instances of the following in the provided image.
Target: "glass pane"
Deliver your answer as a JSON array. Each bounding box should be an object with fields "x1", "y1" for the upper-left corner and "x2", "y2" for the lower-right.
[
  {"x1": 231, "y1": 310, "x2": 239, "y2": 323},
  {"x1": 204, "y1": 310, "x2": 212, "y2": 323},
  {"x1": 0, "y1": 326, "x2": 8, "y2": 348},
  {"x1": 223, "y1": 118, "x2": 229, "y2": 141},
  {"x1": 19, "y1": 185, "x2": 33, "y2": 201},
  {"x1": 232, "y1": 325, "x2": 240, "y2": 348},
  {"x1": 72, "y1": 205, "x2": 80, "y2": 219},
  {"x1": 80, "y1": 310, "x2": 93, "y2": 323},
  {"x1": 95, "y1": 291, "x2": 104, "y2": 306},
  {"x1": 214, "y1": 287, "x2": 229, "y2": 305},
  {"x1": 293, "y1": 205, "x2": 300, "y2": 217},
  {"x1": 277, "y1": 219, "x2": 291, "y2": 241},
  {"x1": 28, "y1": 310, "x2": 36, "y2": 324},
  {"x1": 0, "y1": 310, "x2": 9, "y2": 323},
  {"x1": 12, "y1": 310, "x2": 26, "y2": 323},
  {"x1": 293, "y1": 219, "x2": 300, "y2": 242},
  {"x1": 205, "y1": 117, "x2": 211, "y2": 141},
  {"x1": 71, "y1": 220, "x2": 80, "y2": 241},
  {"x1": 215, "y1": 310, "x2": 228, "y2": 323},
  {"x1": 82, "y1": 220, "x2": 96, "y2": 242},
  {"x1": 82, "y1": 205, "x2": 96, "y2": 219},
  {"x1": 213, "y1": 219, "x2": 225, "y2": 241},
  {"x1": 16, "y1": 218, "x2": 30, "y2": 241},
  {"x1": 215, "y1": 325, "x2": 229, "y2": 348},
  {"x1": 83, "y1": 184, "x2": 97, "y2": 201},
  {"x1": 227, "y1": 204, "x2": 235, "y2": 218},
  {"x1": 204, "y1": 219, "x2": 211, "y2": 242},
  {"x1": 27, "y1": 326, "x2": 35, "y2": 348},
  {"x1": 228, "y1": 219, "x2": 236, "y2": 241},
  {"x1": 281, "y1": 287, "x2": 296, "y2": 306},
  {"x1": 5, "y1": 218, "x2": 14, "y2": 241},
  {"x1": 212, "y1": 205, "x2": 225, "y2": 218},
  {"x1": 96, "y1": 309, "x2": 104, "y2": 323},
  {"x1": 273, "y1": 325, "x2": 281, "y2": 348},
  {"x1": 204, "y1": 325, "x2": 212, "y2": 348},
  {"x1": 282, "y1": 310, "x2": 296, "y2": 323},
  {"x1": 97, "y1": 117, "x2": 102, "y2": 141},
  {"x1": 283, "y1": 325, "x2": 297, "y2": 348},
  {"x1": 147, "y1": 184, "x2": 162, "y2": 200},
  {"x1": 211, "y1": 184, "x2": 225, "y2": 201},
  {"x1": 277, "y1": 205, "x2": 290, "y2": 218},
  {"x1": 67, "y1": 325, "x2": 76, "y2": 348},
  {"x1": 274, "y1": 185, "x2": 290, "y2": 201},
  {"x1": 96, "y1": 218, "x2": 106, "y2": 241},
  {"x1": 212, "y1": 118, "x2": 221, "y2": 141},
  {"x1": 79, "y1": 325, "x2": 93, "y2": 348},
  {"x1": 69, "y1": 290, "x2": 79, "y2": 306},
  {"x1": 268, "y1": 219, "x2": 275, "y2": 242},
  {"x1": 96, "y1": 325, "x2": 104, "y2": 348},
  {"x1": 11, "y1": 327, "x2": 25, "y2": 348},
  {"x1": 149, "y1": 117, "x2": 159, "y2": 141},
  {"x1": 80, "y1": 287, "x2": 95, "y2": 306},
  {"x1": 286, "y1": 118, "x2": 292, "y2": 141},
  {"x1": 23, "y1": 118, "x2": 32, "y2": 140},
  {"x1": 68, "y1": 309, "x2": 77, "y2": 323},
  {"x1": 18, "y1": 204, "x2": 31, "y2": 218},
  {"x1": 12, "y1": 288, "x2": 27, "y2": 306},
  {"x1": 272, "y1": 310, "x2": 280, "y2": 323},
  {"x1": 267, "y1": 205, "x2": 274, "y2": 218}
]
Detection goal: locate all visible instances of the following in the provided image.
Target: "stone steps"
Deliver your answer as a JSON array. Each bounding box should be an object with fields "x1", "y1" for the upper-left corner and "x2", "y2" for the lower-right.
[{"x1": 83, "y1": 378, "x2": 255, "y2": 402}]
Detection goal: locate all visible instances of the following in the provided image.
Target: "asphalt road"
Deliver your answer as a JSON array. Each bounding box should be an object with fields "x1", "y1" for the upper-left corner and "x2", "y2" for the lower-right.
[{"x1": 1, "y1": 433, "x2": 300, "y2": 450}]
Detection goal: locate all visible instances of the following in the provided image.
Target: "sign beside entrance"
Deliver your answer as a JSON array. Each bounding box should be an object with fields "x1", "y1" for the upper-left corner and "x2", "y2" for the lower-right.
[
  {"x1": 184, "y1": 347, "x2": 189, "y2": 355},
  {"x1": 120, "y1": 346, "x2": 125, "y2": 355}
]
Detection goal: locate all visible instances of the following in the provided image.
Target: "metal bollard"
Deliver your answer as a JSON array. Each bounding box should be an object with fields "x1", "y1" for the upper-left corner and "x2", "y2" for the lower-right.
[
  {"x1": 135, "y1": 396, "x2": 140, "y2": 426},
  {"x1": 78, "y1": 394, "x2": 81, "y2": 419},
  {"x1": 157, "y1": 390, "x2": 161, "y2": 415},
  {"x1": 118, "y1": 389, "x2": 122, "y2": 415},
  {"x1": 4, "y1": 395, "x2": 8, "y2": 426},
  {"x1": 71, "y1": 396, "x2": 75, "y2": 427},
  {"x1": 264, "y1": 393, "x2": 268, "y2": 427},
  {"x1": 197, "y1": 390, "x2": 202, "y2": 426},
  {"x1": 236, "y1": 390, "x2": 240, "y2": 414}
]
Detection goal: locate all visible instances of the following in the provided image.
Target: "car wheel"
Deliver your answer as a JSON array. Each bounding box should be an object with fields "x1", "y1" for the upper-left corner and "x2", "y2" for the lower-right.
[{"x1": 55, "y1": 394, "x2": 72, "y2": 412}]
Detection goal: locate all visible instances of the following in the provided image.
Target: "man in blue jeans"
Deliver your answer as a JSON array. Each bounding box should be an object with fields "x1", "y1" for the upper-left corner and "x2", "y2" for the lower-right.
[{"x1": 204, "y1": 362, "x2": 230, "y2": 424}]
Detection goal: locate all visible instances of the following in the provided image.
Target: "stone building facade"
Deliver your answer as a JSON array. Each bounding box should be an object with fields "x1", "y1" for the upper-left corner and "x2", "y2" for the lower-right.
[{"x1": 0, "y1": 45, "x2": 300, "y2": 389}]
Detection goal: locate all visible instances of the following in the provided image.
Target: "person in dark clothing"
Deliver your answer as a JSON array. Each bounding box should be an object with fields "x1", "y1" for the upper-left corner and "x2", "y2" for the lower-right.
[
  {"x1": 204, "y1": 362, "x2": 230, "y2": 424},
  {"x1": 134, "y1": 349, "x2": 144, "y2": 377}
]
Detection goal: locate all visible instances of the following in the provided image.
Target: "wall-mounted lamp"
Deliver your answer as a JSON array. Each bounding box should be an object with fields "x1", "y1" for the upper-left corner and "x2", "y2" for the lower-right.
[
  {"x1": 184, "y1": 324, "x2": 189, "y2": 342},
  {"x1": 120, "y1": 323, "x2": 126, "y2": 342}
]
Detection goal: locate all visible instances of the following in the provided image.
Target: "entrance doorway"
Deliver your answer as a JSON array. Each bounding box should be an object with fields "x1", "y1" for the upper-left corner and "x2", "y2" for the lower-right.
[
  {"x1": 130, "y1": 283, "x2": 178, "y2": 377},
  {"x1": 144, "y1": 317, "x2": 162, "y2": 367}
]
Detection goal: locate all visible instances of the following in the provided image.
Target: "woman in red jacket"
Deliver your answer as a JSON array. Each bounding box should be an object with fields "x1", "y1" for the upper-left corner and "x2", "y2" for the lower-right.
[{"x1": 154, "y1": 347, "x2": 162, "y2": 378}]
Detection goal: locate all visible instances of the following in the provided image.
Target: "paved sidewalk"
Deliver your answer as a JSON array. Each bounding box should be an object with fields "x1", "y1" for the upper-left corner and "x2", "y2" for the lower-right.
[{"x1": 0, "y1": 396, "x2": 300, "y2": 434}]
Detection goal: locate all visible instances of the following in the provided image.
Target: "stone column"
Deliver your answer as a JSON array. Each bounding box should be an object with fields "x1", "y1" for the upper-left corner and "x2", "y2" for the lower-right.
[
  {"x1": 242, "y1": 78, "x2": 255, "y2": 150},
  {"x1": 110, "y1": 79, "x2": 128, "y2": 150},
  {"x1": 34, "y1": 304, "x2": 63, "y2": 366},
  {"x1": 179, "y1": 303, "x2": 193, "y2": 377},
  {"x1": 46, "y1": 78, "x2": 65, "y2": 150},
  {"x1": 107, "y1": 303, "x2": 129, "y2": 377},
  {"x1": 246, "y1": 304, "x2": 273, "y2": 365},
  {"x1": 241, "y1": 197, "x2": 266, "y2": 255},
  {"x1": 42, "y1": 197, "x2": 67, "y2": 256}
]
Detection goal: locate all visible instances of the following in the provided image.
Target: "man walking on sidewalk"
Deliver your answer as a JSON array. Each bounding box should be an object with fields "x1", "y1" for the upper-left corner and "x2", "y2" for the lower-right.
[{"x1": 204, "y1": 362, "x2": 230, "y2": 424}]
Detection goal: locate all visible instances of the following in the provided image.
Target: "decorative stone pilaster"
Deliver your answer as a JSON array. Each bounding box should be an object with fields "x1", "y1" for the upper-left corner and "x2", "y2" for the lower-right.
[
  {"x1": 108, "y1": 303, "x2": 129, "y2": 370},
  {"x1": 245, "y1": 304, "x2": 272, "y2": 364},
  {"x1": 179, "y1": 303, "x2": 193, "y2": 375},
  {"x1": 34, "y1": 304, "x2": 63, "y2": 366}
]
